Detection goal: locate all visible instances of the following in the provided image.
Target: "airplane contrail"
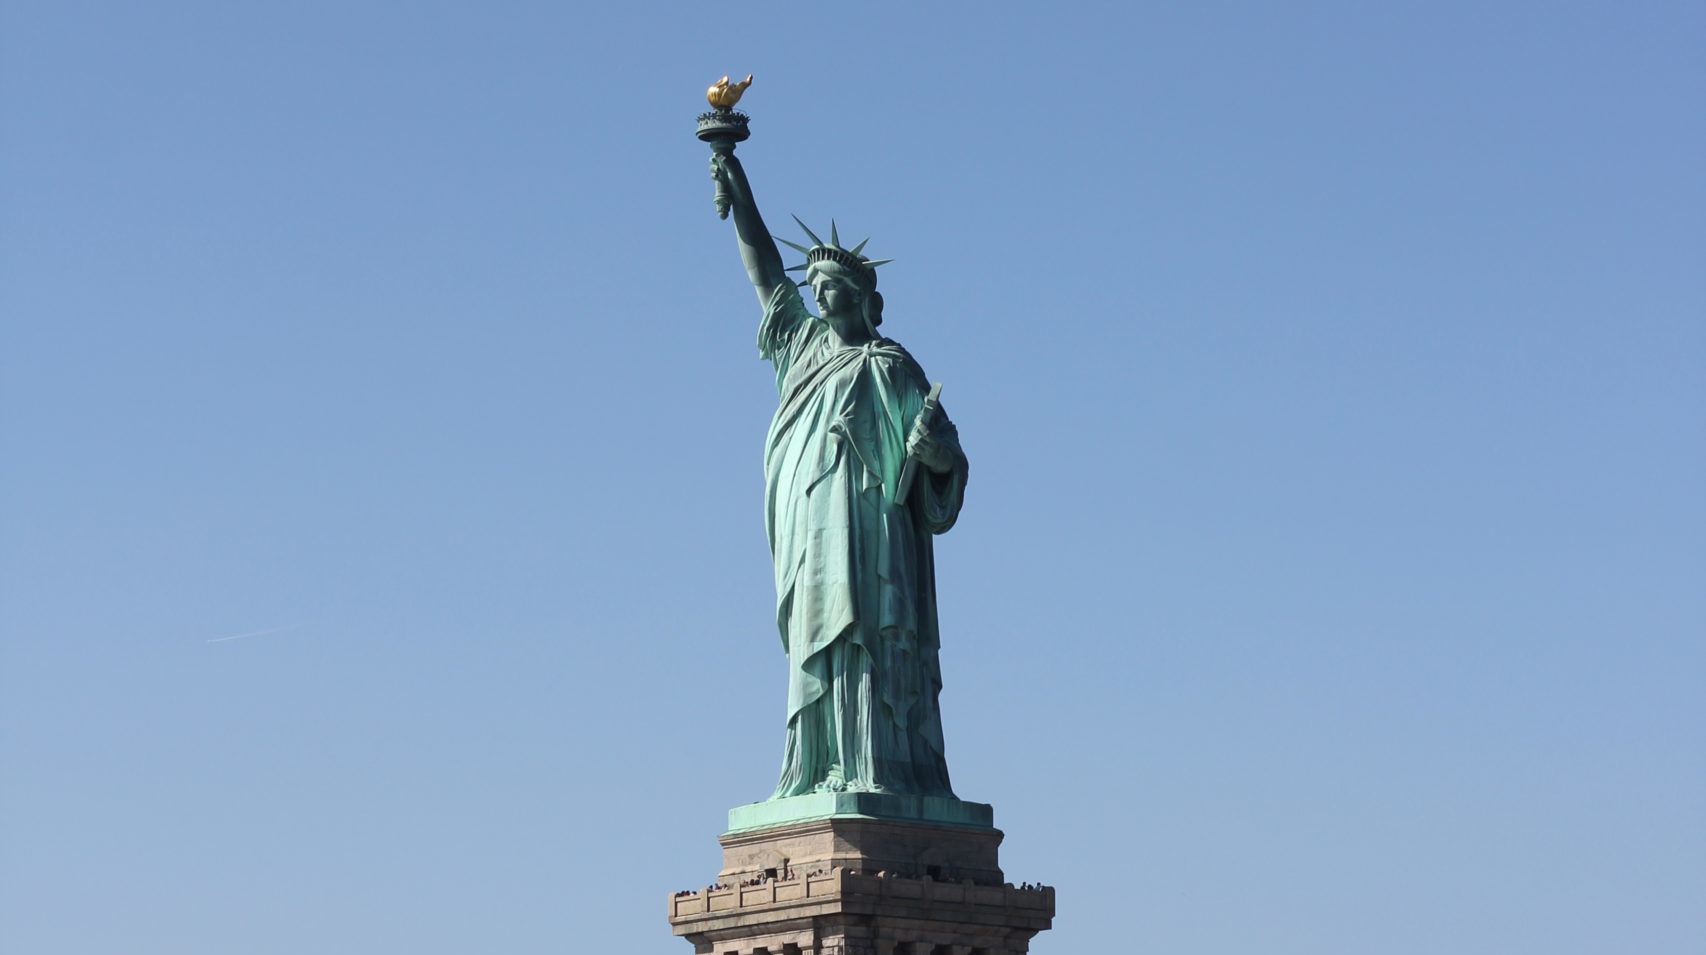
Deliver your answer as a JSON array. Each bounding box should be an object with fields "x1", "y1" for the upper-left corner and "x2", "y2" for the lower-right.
[{"x1": 206, "y1": 623, "x2": 305, "y2": 644}]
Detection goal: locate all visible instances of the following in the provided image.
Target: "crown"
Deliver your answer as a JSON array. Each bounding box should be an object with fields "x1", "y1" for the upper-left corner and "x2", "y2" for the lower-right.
[{"x1": 776, "y1": 217, "x2": 893, "y2": 288}]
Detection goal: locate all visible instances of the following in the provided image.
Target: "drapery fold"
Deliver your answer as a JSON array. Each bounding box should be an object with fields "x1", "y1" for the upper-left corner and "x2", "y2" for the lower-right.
[{"x1": 758, "y1": 285, "x2": 967, "y2": 798}]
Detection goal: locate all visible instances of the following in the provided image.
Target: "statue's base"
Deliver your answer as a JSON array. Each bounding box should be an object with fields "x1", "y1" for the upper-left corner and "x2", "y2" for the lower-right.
[
  {"x1": 669, "y1": 804, "x2": 1054, "y2": 953},
  {"x1": 727, "y1": 792, "x2": 994, "y2": 832}
]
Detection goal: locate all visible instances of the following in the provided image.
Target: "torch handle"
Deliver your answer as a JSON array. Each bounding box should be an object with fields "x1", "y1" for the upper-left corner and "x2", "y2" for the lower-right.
[{"x1": 709, "y1": 139, "x2": 736, "y2": 220}]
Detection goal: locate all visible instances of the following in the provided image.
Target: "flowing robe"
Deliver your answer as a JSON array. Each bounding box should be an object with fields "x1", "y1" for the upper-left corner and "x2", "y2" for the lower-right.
[{"x1": 758, "y1": 284, "x2": 968, "y2": 798}]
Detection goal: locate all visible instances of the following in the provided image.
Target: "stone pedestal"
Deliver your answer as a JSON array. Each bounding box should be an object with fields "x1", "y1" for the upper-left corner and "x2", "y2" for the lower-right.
[{"x1": 668, "y1": 801, "x2": 1053, "y2": 954}]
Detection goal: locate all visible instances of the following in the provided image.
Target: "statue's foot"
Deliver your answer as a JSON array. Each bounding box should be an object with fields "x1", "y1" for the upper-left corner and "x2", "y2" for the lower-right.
[{"x1": 815, "y1": 772, "x2": 847, "y2": 793}]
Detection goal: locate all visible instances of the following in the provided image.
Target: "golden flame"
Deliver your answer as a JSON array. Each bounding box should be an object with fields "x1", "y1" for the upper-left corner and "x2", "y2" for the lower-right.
[{"x1": 706, "y1": 74, "x2": 753, "y2": 109}]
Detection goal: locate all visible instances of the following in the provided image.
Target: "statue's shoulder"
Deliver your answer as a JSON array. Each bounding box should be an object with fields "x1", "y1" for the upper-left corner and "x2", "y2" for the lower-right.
[
  {"x1": 760, "y1": 284, "x2": 820, "y2": 362},
  {"x1": 868, "y1": 337, "x2": 929, "y2": 386}
]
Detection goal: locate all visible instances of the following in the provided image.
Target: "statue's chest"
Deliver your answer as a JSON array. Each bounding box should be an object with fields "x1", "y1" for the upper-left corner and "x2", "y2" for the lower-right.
[{"x1": 782, "y1": 344, "x2": 872, "y2": 411}]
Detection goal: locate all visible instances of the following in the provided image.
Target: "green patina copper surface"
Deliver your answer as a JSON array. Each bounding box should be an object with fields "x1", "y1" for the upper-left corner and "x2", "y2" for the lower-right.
[
  {"x1": 702, "y1": 90, "x2": 972, "y2": 821},
  {"x1": 727, "y1": 793, "x2": 995, "y2": 834}
]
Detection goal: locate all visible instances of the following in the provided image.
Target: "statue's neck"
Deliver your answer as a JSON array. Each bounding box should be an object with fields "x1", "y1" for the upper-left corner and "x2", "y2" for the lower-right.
[{"x1": 824, "y1": 314, "x2": 873, "y2": 347}]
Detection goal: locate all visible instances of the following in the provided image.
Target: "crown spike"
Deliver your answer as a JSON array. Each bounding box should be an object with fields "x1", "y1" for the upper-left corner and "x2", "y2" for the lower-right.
[
  {"x1": 791, "y1": 215, "x2": 824, "y2": 247},
  {"x1": 850, "y1": 238, "x2": 870, "y2": 255},
  {"x1": 774, "y1": 235, "x2": 812, "y2": 254},
  {"x1": 784, "y1": 263, "x2": 808, "y2": 272},
  {"x1": 864, "y1": 258, "x2": 894, "y2": 268},
  {"x1": 830, "y1": 219, "x2": 840, "y2": 247}
]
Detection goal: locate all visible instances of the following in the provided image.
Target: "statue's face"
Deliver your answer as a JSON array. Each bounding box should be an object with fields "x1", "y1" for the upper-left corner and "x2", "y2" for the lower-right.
[{"x1": 810, "y1": 267, "x2": 863, "y2": 319}]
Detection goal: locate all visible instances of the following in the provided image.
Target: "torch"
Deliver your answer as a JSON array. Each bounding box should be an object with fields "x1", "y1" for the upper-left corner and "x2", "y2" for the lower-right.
[{"x1": 696, "y1": 74, "x2": 753, "y2": 219}]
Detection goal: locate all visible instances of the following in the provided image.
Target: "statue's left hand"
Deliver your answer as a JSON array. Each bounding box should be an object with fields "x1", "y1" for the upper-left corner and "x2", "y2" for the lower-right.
[{"x1": 907, "y1": 420, "x2": 954, "y2": 474}]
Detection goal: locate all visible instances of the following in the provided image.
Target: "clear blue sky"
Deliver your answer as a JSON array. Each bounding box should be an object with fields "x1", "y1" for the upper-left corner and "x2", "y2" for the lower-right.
[{"x1": 3, "y1": 2, "x2": 1701, "y2": 953}]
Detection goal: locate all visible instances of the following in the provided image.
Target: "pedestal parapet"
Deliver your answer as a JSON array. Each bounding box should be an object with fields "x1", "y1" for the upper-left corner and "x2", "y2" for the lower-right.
[
  {"x1": 668, "y1": 866, "x2": 1053, "y2": 955},
  {"x1": 669, "y1": 806, "x2": 1053, "y2": 955}
]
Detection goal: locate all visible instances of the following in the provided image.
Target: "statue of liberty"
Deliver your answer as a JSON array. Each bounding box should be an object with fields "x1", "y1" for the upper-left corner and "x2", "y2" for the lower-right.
[{"x1": 701, "y1": 79, "x2": 970, "y2": 800}]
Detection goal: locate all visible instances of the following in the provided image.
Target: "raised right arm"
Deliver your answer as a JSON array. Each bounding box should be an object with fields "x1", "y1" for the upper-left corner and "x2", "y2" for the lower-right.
[{"x1": 710, "y1": 149, "x2": 789, "y2": 308}]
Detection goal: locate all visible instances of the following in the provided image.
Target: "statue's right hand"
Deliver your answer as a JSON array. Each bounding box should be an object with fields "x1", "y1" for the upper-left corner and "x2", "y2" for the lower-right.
[
  {"x1": 711, "y1": 153, "x2": 743, "y2": 189},
  {"x1": 708, "y1": 154, "x2": 750, "y2": 220}
]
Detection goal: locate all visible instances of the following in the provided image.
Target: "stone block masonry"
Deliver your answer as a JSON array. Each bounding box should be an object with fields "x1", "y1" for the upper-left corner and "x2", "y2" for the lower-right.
[{"x1": 668, "y1": 815, "x2": 1053, "y2": 955}]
